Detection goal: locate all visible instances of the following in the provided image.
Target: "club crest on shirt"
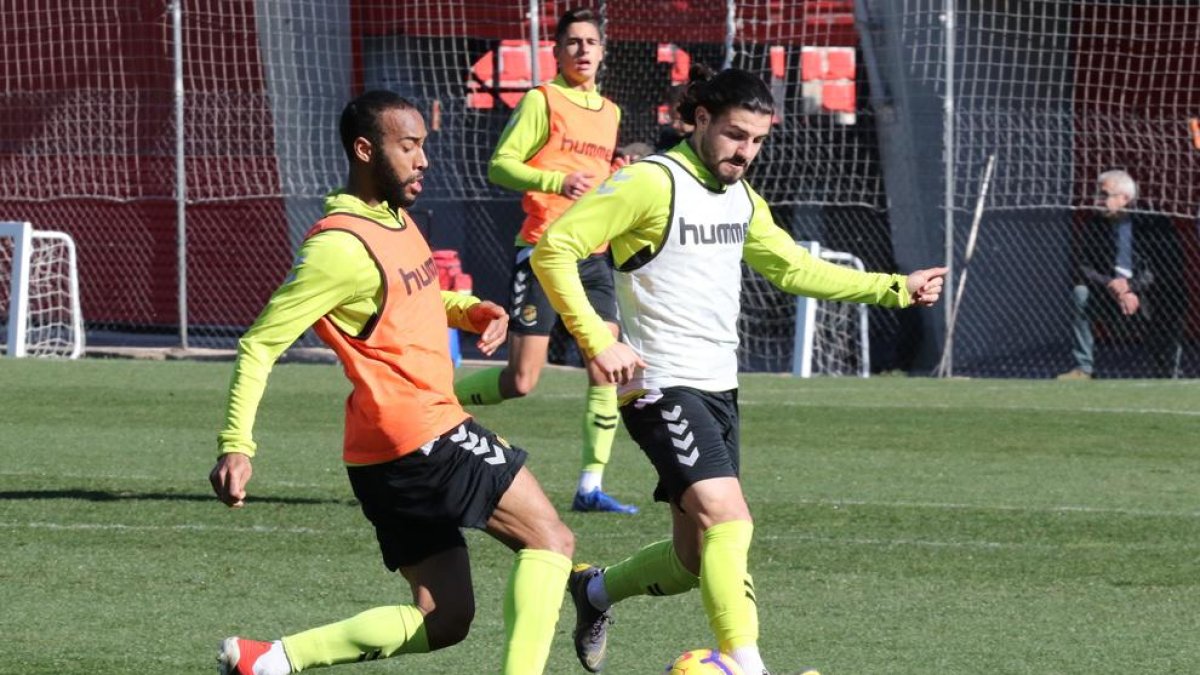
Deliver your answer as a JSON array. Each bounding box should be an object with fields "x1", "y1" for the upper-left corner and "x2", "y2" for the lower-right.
[
  {"x1": 596, "y1": 169, "x2": 632, "y2": 195},
  {"x1": 518, "y1": 304, "x2": 538, "y2": 326}
]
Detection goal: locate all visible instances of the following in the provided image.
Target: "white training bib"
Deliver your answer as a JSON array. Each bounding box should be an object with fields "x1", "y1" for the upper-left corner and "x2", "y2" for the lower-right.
[{"x1": 614, "y1": 155, "x2": 754, "y2": 394}]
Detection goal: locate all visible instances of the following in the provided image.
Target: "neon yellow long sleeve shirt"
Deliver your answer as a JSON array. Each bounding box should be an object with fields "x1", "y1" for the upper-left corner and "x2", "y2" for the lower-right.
[
  {"x1": 487, "y1": 74, "x2": 622, "y2": 198},
  {"x1": 530, "y1": 141, "x2": 912, "y2": 359},
  {"x1": 217, "y1": 191, "x2": 481, "y2": 457}
]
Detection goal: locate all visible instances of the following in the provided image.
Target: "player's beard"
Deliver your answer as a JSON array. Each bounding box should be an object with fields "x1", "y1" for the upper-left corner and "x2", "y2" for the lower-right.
[
  {"x1": 371, "y1": 155, "x2": 420, "y2": 209},
  {"x1": 696, "y1": 131, "x2": 747, "y2": 185}
]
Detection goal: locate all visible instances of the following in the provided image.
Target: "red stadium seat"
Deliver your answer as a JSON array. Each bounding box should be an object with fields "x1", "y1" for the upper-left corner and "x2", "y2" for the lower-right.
[{"x1": 467, "y1": 40, "x2": 556, "y2": 109}]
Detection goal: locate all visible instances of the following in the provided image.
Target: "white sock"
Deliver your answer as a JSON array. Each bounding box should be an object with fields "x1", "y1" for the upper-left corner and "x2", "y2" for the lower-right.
[
  {"x1": 586, "y1": 570, "x2": 612, "y2": 611},
  {"x1": 254, "y1": 641, "x2": 292, "y2": 675},
  {"x1": 731, "y1": 645, "x2": 766, "y2": 675},
  {"x1": 577, "y1": 470, "x2": 603, "y2": 494}
]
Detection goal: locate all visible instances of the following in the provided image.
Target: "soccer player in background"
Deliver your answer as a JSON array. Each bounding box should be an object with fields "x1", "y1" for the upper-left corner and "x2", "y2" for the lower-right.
[
  {"x1": 531, "y1": 68, "x2": 948, "y2": 675},
  {"x1": 453, "y1": 8, "x2": 638, "y2": 514},
  {"x1": 209, "y1": 90, "x2": 574, "y2": 675}
]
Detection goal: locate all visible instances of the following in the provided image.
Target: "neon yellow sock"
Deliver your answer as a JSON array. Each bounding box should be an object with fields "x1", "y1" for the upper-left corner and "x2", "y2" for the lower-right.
[
  {"x1": 581, "y1": 385, "x2": 618, "y2": 475},
  {"x1": 455, "y1": 366, "x2": 505, "y2": 406},
  {"x1": 601, "y1": 539, "x2": 699, "y2": 603},
  {"x1": 700, "y1": 520, "x2": 758, "y2": 653},
  {"x1": 281, "y1": 605, "x2": 428, "y2": 670},
  {"x1": 501, "y1": 548, "x2": 572, "y2": 675}
]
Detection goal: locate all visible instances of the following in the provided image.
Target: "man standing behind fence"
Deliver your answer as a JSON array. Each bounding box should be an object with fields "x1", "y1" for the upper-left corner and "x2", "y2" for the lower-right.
[
  {"x1": 531, "y1": 67, "x2": 947, "y2": 675},
  {"x1": 209, "y1": 90, "x2": 574, "y2": 675},
  {"x1": 454, "y1": 8, "x2": 639, "y2": 514}
]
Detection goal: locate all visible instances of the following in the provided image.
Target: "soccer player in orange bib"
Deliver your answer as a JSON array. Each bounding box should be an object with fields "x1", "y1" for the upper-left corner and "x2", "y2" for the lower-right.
[
  {"x1": 453, "y1": 8, "x2": 638, "y2": 514},
  {"x1": 210, "y1": 91, "x2": 574, "y2": 675}
]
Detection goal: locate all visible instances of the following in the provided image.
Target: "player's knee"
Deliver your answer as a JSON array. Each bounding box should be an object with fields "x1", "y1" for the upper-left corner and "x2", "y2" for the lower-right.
[
  {"x1": 554, "y1": 519, "x2": 576, "y2": 558},
  {"x1": 695, "y1": 504, "x2": 753, "y2": 531},
  {"x1": 529, "y1": 517, "x2": 575, "y2": 558},
  {"x1": 508, "y1": 370, "x2": 541, "y2": 397},
  {"x1": 424, "y1": 601, "x2": 475, "y2": 650}
]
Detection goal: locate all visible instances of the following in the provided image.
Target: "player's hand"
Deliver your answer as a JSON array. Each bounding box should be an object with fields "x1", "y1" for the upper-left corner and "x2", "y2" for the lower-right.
[
  {"x1": 561, "y1": 171, "x2": 596, "y2": 200},
  {"x1": 906, "y1": 266, "x2": 948, "y2": 307},
  {"x1": 1119, "y1": 291, "x2": 1140, "y2": 315},
  {"x1": 209, "y1": 452, "x2": 252, "y2": 508},
  {"x1": 1107, "y1": 277, "x2": 1130, "y2": 298},
  {"x1": 466, "y1": 301, "x2": 508, "y2": 356},
  {"x1": 591, "y1": 341, "x2": 647, "y2": 385}
]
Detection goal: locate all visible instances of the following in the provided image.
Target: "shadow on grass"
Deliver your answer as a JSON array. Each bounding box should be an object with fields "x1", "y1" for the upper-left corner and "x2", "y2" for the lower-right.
[{"x1": 0, "y1": 488, "x2": 357, "y2": 506}]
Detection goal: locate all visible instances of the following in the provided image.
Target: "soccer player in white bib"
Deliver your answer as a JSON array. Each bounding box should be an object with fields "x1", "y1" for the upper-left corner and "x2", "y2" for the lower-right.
[{"x1": 531, "y1": 67, "x2": 947, "y2": 675}]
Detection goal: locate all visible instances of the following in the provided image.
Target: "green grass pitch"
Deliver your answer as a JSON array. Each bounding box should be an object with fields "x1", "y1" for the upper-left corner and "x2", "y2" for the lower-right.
[{"x1": 2, "y1": 358, "x2": 1199, "y2": 674}]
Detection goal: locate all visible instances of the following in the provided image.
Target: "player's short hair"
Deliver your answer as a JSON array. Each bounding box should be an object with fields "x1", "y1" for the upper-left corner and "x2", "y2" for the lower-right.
[
  {"x1": 1098, "y1": 169, "x2": 1138, "y2": 202},
  {"x1": 678, "y1": 66, "x2": 774, "y2": 125},
  {"x1": 339, "y1": 90, "x2": 418, "y2": 163},
  {"x1": 554, "y1": 8, "x2": 602, "y2": 45}
]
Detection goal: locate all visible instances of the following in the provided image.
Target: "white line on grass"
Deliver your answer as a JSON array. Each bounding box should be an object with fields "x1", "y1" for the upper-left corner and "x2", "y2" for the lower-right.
[
  {"x1": 737, "y1": 399, "x2": 1200, "y2": 417},
  {"x1": 0, "y1": 470, "x2": 333, "y2": 490},
  {"x1": 528, "y1": 393, "x2": 1200, "y2": 416},
  {"x1": 7, "y1": 520, "x2": 1197, "y2": 553},
  {"x1": 3, "y1": 471, "x2": 1197, "y2": 519},
  {"x1": 769, "y1": 497, "x2": 1200, "y2": 519},
  {"x1": 0, "y1": 521, "x2": 320, "y2": 534},
  {"x1": 694, "y1": 532, "x2": 1200, "y2": 552}
]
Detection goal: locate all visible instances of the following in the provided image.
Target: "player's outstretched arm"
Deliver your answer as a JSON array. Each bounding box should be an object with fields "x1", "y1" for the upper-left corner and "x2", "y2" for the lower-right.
[
  {"x1": 212, "y1": 230, "x2": 358, "y2": 508},
  {"x1": 905, "y1": 267, "x2": 949, "y2": 307},
  {"x1": 210, "y1": 452, "x2": 253, "y2": 508}
]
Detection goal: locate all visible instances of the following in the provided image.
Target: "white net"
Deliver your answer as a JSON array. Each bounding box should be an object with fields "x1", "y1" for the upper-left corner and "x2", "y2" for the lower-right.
[
  {"x1": 0, "y1": 228, "x2": 84, "y2": 359},
  {"x1": 1, "y1": 1, "x2": 1197, "y2": 376},
  {"x1": 926, "y1": 1, "x2": 1200, "y2": 377},
  {"x1": 740, "y1": 245, "x2": 869, "y2": 377}
]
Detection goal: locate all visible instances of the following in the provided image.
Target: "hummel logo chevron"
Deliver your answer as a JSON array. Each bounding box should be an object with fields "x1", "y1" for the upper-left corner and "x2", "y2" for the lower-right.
[
  {"x1": 474, "y1": 438, "x2": 507, "y2": 465},
  {"x1": 660, "y1": 405, "x2": 698, "y2": 466},
  {"x1": 449, "y1": 425, "x2": 506, "y2": 465},
  {"x1": 450, "y1": 425, "x2": 474, "y2": 445}
]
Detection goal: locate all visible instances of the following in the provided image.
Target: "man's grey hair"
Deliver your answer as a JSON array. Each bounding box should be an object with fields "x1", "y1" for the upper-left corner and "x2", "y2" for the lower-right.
[{"x1": 1098, "y1": 169, "x2": 1138, "y2": 202}]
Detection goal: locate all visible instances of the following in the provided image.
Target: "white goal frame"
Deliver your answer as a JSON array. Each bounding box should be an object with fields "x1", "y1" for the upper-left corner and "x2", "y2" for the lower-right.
[
  {"x1": 792, "y1": 241, "x2": 870, "y2": 378},
  {"x1": 1, "y1": 221, "x2": 84, "y2": 359}
]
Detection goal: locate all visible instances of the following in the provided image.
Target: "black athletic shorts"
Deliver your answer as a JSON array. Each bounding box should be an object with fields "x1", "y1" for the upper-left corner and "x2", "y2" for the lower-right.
[
  {"x1": 619, "y1": 387, "x2": 740, "y2": 505},
  {"x1": 346, "y1": 418, "x2": 527, "y2": 570},
  {"x1": 508, "y1": 247, "x2": 618, "y2": 335}
]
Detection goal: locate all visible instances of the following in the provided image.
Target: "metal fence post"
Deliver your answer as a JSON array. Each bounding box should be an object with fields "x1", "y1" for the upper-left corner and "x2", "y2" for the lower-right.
[{"x1": 172, "y1": 0, "x2": 188, "y2": 349}]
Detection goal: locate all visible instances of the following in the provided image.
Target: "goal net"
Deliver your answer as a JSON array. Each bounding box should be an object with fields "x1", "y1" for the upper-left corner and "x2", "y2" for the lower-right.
[
  {"x1": 0, "y1": 222, "x2": 85, "y2": 359},
  {"x1": 2, "y1": 2, "x2": 1197, "y2": 376},
  {"x1": 740, "y1": 242, "x2": 869, "y2": 377}
]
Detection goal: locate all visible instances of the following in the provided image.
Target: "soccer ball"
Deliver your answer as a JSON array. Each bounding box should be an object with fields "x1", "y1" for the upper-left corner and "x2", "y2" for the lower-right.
[{"x1": 665, "y1": 649, "x2": 745, "y2": 675}]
